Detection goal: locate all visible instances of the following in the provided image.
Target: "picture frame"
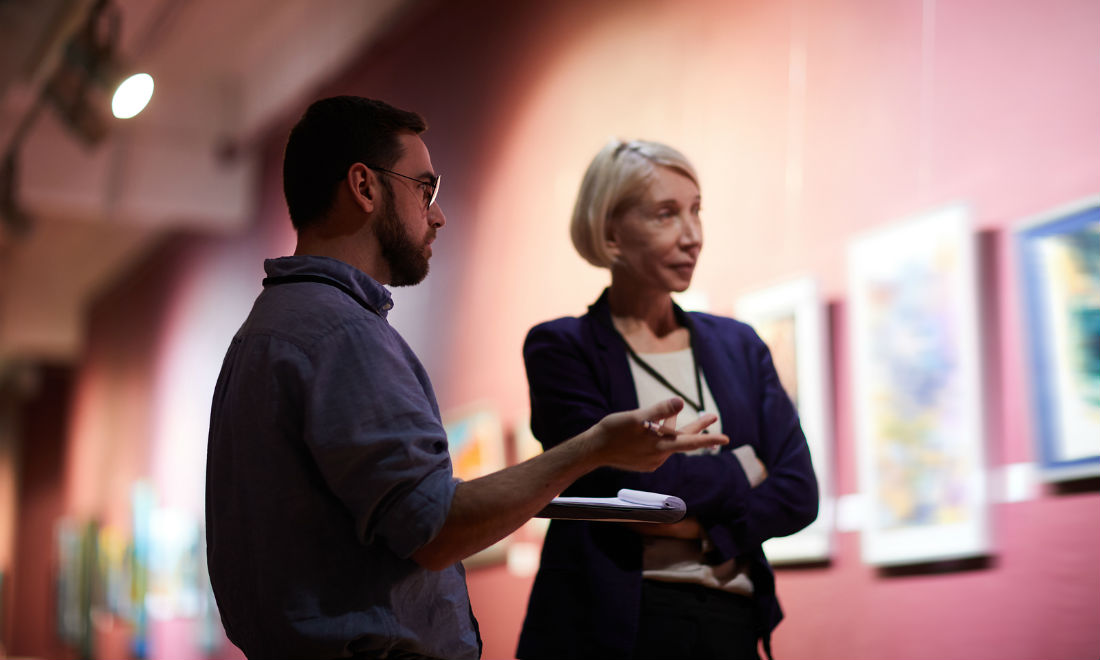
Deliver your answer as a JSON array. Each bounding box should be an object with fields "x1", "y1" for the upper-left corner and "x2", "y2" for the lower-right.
[
  {"x1": 847, "y1": 204, "x2": 990, "y2": 566},
  {"x1": 505, "y1": 415, "x2": 550, "y2": 577},
  {"x1": 443, "y1": 404, "x2": 509, "y2": 568},
  {"x1": 55, "y1": 518, "x2": 89, "y2": 648},
  {"x1": 736, "y1": 276, "x2": 833, "y2": 564},
  {"x1": 512, "y1": 414, "x2": 543, "y2": 464},
  {"x1": 512, "y1": 415, "x2": 550, "y2": 542},
  {"x1": 1014, "y1": 195, "x2": 1100, "y2": 482}
]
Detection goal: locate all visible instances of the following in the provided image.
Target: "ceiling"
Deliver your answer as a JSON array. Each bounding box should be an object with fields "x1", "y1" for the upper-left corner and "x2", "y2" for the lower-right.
[{"x1": 0, "y1": 0, "x2": 412, "y2": 364}]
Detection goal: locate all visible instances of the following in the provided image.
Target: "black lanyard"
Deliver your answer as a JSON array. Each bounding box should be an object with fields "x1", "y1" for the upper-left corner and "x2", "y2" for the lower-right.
[
  {"x1": 618, "y1": 331, "x2": 706, "y2": 415},
  {"x1": 261, "y1": 273, "x2": 383, "y2": 318}
]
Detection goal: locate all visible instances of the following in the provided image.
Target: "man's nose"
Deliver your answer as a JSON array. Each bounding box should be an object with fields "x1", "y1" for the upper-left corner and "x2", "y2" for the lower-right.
[{"x1": 429, "y1": 203, "x2": 446, "y2": 229}]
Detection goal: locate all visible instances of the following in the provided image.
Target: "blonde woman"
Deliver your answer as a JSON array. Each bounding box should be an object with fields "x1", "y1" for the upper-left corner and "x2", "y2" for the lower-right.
[{"x1": 516, "y1": 140, "x2": 819, "y2": 660}]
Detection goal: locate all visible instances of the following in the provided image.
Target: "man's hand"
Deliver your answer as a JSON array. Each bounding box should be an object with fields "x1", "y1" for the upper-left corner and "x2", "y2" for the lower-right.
[
  {"x1": 411, "y1": 398, "x2": 726, "y2": 571},
  {"x1": 584, "y1": 397, "x2": 728, "y2": 472}
]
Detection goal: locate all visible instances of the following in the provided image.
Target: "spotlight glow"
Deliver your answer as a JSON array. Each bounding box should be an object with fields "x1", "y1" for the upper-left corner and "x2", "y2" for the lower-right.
[{"x1": 111, "y1": 73, "x2": 154, "y2": 119}]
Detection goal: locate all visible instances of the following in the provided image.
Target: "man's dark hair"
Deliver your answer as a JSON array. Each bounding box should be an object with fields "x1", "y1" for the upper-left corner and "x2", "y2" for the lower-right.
[{"x1": 282, "y1": 96, "x2": 427, "y2": 230}]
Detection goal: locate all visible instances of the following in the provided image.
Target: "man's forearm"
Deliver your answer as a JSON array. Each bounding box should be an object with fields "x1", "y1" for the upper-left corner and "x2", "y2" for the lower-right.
[
  {"x1": 410, "y1": 399, "x2": 725, "y2": 570},
  {"x1": 411, "y1": 430, "x2": 598, "y2": 570}
]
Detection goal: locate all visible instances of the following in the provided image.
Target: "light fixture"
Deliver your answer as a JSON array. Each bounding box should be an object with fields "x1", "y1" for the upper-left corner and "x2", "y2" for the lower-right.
[
  {"x1": 1, "y1": 0, "x2": 152, "y2": 240},
  {"x1": 41, "y1": 0, "x2": 154, "y2": 145},
  {"x1": 112, "y1": 72, "x2": 154, "y2": 119}
]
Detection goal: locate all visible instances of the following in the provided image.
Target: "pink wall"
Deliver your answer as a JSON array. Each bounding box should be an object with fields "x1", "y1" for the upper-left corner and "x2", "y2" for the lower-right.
[
  {"x1": 9, "y1": 0, "x2": 1098, "y2": 658},
  {"x1": 311, "y1": 1, "x2": 1098, "y2": 658}
]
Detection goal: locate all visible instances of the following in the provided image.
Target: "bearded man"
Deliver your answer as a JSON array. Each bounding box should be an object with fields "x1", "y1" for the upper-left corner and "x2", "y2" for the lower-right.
[{"x1": 204, "y1": 96, "x2": 726, "y2": 660}]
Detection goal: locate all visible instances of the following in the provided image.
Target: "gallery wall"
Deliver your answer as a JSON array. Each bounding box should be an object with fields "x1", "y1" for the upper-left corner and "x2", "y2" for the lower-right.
[
  {"x1": 5, "y1": 0, "x2": 1098, "y2": 658},
  {"x1": 313, "y1": 2, "x2": 1100, "y2": 655}
]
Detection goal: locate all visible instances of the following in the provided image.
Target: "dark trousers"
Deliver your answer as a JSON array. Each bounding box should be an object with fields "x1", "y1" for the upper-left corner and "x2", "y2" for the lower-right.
[{"x1": 633, "y1": 580, "x2": 761, "y2": 660}]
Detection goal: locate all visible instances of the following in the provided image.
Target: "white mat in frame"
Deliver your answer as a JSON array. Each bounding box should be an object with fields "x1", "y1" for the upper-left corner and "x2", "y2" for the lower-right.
[
  {"x1": 736, "y1": 276, "x2": 834, "y2": 564},
  {"x1": 846, "y1": 204, "x2": 990, "y2": 566}
]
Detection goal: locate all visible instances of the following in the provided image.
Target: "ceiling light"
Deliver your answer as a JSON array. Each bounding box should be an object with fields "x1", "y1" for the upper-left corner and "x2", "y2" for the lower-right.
[
  {"x1": 111, "y1": 72, "x2": 154, "y2": 119},
  {"x1": 38, "y1": 0, "x2": 154, "y2": 144}
]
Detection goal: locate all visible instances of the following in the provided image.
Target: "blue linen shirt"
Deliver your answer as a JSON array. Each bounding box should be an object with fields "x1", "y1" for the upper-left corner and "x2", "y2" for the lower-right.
[{"x1": 206, "y1": 255, "x2": 480, "y2": 659}]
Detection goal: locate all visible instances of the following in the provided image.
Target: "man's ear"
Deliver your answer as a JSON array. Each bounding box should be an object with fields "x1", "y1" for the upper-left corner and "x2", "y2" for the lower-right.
[{"x1": 347, "y1": 163, "x2": 378, "y2": 213}]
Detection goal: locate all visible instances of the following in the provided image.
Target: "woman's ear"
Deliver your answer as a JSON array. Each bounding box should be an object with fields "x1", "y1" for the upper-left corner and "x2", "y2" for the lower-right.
[{"x1": 603, "y1": 218, "x2": 622, "y2": 263}]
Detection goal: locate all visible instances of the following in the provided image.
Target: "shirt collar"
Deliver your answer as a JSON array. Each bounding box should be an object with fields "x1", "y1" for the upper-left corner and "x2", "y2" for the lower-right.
[{"x1": 263, "y1": 255, "x2": 395, "y2": 318}]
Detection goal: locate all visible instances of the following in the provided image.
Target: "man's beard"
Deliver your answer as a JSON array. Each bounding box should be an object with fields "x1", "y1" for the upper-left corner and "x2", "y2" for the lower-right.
[{"x1": 374, "y1": 187, "x2": 432, "y2": 287}]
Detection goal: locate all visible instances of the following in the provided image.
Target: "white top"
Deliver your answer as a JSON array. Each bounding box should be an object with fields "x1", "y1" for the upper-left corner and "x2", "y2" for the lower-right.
[
  {"x1": 626, "y1": 349, "x2": 721, "y2": 450},
  {"x1": 628, "y1": 348, "x2": 754, "y2": 596}
]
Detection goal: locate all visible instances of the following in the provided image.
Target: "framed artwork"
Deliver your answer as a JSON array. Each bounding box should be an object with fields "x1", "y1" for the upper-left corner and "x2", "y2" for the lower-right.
[
  {"x1": 505, "y1": 415, "x2": 550, "y2": 576},
  {"x1": 736, "y1": 276, "x2": 833, "y2": 564},
  {"x1": 513, "y1": 415, "x2": 543, "y2": 464},
  {"x1": 1015, "y1": 196, "x2": 1100, "y2": 482},
  {"x1": 95, "y1": 525, "x2": 132, "y2": 619},
  {"x1": 55, "y1": 518, "x2": 88, "y2": 648},
  {"x1": 443, "y1": 405, "x2": 509, "y2": 567},
  {"x1": 55, "y1": 518, "x2": 97, "y2": 656},
  {"x1": 145, "y1": 507, "x2": 202, "y2": 620},
  {"x1": 130, "y1": 481, "x2": 154, "y2": 658},
  {"x1": 847, "y1": 204, "x2": 990, "y2": 566},
  {"x1": 444, "y1": 405, "x2": 507, "y2": 480},
  {"x1": 512, "y1": 415, "x2": 550, "y2": 541}
]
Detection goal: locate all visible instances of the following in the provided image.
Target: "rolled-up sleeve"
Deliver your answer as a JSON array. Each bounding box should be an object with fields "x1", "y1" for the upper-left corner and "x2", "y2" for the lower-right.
[{"x1": 302, "y1": 318, "x2": 456, "y2": 559}]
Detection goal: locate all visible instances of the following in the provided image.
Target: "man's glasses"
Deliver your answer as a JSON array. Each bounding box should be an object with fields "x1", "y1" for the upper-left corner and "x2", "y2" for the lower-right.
[{"x1": 367, "y1": 165, "x2": 440, "y2": 211}]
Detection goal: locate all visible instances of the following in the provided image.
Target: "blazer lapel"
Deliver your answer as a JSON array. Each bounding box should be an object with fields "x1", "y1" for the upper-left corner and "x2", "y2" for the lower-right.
[
  {"x1": 586, "y1": 289, "x2": 640, "y2": 413},
  {"x1": 678, "y1": 308, "x2": 741, "y2": 438}
]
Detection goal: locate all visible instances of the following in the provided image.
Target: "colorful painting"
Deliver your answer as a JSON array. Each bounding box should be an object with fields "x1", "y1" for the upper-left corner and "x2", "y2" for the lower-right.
[
  {"x1": 847, "y1": 205, "x2": 989, "y2": 565},
  {"x1": 513, "y1": 415, "x2": 544, "y2": 464},
  {"x1": 443, "y1": 405, "x2": 509, "y2": 567},
  {"x1": 55, "y1": 518, "x2": 96, "y2": 657},
  {"x1": 1016, "y1": 196, "x2": 1100, "y2": 481},
  {"x1": 130, "y1": 481, "x2": 154, "y2": 658},
  {"x1": 512, "y1": 415, "x2": 550, "y2": 543},
  {"x1": 743, "y1": 311, "x2": 800, "y2": 407},
  {"x1": 444, "y1": 406, "x2": 507, "y2": 481},
  {"x1": 145, "y1": 506, "x2": 203, "y2": 621},
  {"x1": 736, "y1": 276, "x2": 833, "y2": 563},
  {"x1": 95, "y1": 525, "x2": 132, "y2": 619}
]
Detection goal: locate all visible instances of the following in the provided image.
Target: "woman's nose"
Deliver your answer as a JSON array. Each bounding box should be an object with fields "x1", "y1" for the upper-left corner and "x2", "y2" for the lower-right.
[{"x1": 679, "y1": 216, "x2": 702, "y2": 244}]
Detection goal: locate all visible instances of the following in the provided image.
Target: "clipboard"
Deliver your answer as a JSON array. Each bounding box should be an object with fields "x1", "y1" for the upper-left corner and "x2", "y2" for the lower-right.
[{"x1": 535, "y1": 488, "x2": 686, "y2": 523}]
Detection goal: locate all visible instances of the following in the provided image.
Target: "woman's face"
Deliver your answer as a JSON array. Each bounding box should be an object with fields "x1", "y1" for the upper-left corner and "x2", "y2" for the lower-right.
[{"x1": 607, "y1": 165, "x2": 702, "y2": 293}]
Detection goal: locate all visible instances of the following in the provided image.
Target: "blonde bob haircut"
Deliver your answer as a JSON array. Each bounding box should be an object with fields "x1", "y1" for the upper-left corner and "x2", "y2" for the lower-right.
[{"x1": 570, "y1": 138, "x2": 699, "y2": 269}]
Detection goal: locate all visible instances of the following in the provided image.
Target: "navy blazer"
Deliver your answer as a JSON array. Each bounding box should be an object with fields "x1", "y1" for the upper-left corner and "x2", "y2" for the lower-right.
[{"x1": 516, "y1": 290, "x2": 819, "y2": 659}]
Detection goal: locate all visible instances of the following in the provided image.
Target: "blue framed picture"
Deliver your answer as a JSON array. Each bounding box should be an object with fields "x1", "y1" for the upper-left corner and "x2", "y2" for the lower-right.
[{"x1": 1016, "y1": 196, "x2": 1100, "y2": 482}]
